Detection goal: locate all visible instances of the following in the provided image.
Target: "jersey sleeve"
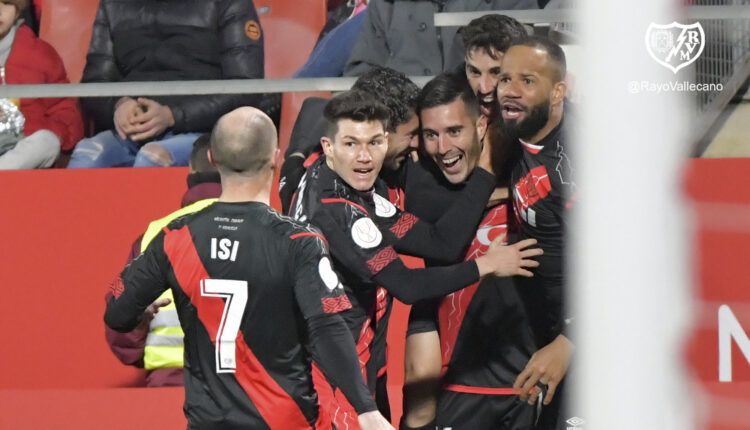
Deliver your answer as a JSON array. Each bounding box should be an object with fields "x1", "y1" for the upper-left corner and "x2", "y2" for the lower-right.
[
  {"x1": 394, "y1": 167, "x2": 497, "y2": 263},
  {"x1": 104, "y1": 232, "x2": 172, "y2": 332},
  {"x1": 290, "y1": 230, "x2": 353, "y2": 320},
  {"x1": 311, "y1": 203, "x2": 480, "y2": 304}
]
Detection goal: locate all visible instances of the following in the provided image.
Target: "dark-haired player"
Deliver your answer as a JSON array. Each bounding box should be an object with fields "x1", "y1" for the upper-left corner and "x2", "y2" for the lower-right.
[
  {"x1": 498, "y1": 36, "x2": 576, "y2": 429},
  {"x1": 459, "y1": 14, "x2": 528, "y2": 118},
  {"x1": 403, "y1": 73, "x2": 537, "y2": 429},
  {"x1": 292, "y1": 90, "x2": 542, "y2": 429},
  {"x1": 105, "y1": 107, "x2": 393, "y2": 430}
]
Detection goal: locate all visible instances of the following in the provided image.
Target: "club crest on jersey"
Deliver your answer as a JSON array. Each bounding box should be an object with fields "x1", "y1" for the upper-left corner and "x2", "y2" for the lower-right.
[
  {"x1": 645, "y1": 22, "x2": 705, "y2": 74},
  {"x1": 373, "y1": 193, "x2": 396, "y2": 218},
  {"x1": 318, "y1": 257, "x2": 342, "y2": 291},
  {"x1": 351, "y1": 217, "x2": 382, "y2": 249}
]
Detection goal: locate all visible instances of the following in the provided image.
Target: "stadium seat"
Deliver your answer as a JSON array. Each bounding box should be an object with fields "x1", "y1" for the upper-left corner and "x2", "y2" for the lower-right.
[
  {"x1": 278, "y1": 91, "x2": 331, "y2": 157},
  {"x1": 255, "y1": 0, "x2": 327, "y2": 78},
  {"x1": 39, "y1": 0, "x2": 100, "y2": 83}
]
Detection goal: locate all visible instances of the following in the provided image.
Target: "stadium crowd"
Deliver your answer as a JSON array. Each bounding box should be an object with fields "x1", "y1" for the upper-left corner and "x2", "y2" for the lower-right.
[{"x1": 3, "y1": 0, "x2": 577, "y2": 428}]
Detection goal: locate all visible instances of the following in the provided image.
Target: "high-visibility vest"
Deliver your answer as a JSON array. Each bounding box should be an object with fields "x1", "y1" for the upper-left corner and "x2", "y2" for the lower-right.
[{"x1": 141, "y1": 198, "x2": 218, "y2": 370}]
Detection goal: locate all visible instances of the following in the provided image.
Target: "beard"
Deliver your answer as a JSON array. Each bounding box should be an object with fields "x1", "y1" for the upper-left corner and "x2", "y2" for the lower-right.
[{"x1": 500, "y1": 99, "x2": 550, "y2": 142}]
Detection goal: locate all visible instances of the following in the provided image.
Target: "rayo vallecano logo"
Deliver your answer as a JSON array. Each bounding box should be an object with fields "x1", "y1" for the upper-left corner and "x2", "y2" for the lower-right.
[{"x1": 645, "y1": 22, "x2": 705, "y2": 73}]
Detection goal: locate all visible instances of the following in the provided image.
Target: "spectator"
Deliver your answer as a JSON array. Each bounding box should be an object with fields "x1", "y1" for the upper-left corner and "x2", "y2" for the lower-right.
[
  {"x1": 343, "y1": 0, "x2": 537, "y2": 77},
  {"x1": 294, "y1": 9, "x2": 368, "y2": 78},
  {"x1": 104, "y1": 134, "x2": 221, "y2": 387},
  {"x1": 69, "y1": 0, "x2": 264, "y2": 168},
  {"x1": 0, "y1": 0, "x2": 83, "y2": 169}
]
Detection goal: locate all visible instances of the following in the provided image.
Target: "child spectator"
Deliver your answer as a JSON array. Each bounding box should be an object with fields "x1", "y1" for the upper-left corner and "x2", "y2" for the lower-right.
[{"x1": 0, "y1": 0, "x2": 83, "y2": 169}]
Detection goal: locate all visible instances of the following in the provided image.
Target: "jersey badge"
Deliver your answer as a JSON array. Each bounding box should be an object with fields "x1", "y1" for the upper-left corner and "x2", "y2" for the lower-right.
[{"x1": 351, "y1": 217, "x2": 382, "y2": 249}]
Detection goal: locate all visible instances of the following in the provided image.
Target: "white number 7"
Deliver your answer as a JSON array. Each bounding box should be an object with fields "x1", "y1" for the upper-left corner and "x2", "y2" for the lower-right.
[{"x1": 200, "y1": 279, "x2": 248, "y2": 373}]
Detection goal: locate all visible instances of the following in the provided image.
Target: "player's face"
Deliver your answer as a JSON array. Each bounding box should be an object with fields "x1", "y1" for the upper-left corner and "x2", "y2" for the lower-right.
[
  {"x1": 384, "y1": 112, "x2": 419, "y2": 172},
  {"x1": 322, "y1": 119, "x2": 388, "y2": 191},
  {"x1": 420, "y1": 98, "x2": 486, "y2": 184},
  {"x1": 465, "y1": 47, "x2": 503, "y2": 118},
  {"x1": 496, "y1": 45, "x2": 560, "y2": 141},
  {"x1": 0, "y1": 2, "x2": 18, "y2": 39}
]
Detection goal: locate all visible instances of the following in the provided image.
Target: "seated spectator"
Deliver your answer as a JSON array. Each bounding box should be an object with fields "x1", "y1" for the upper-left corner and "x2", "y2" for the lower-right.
[
  {"x1": 343, "y1": 0, "x2": 537, "y2": 77},
  {"x1": 0, "y1": 0, "x2": 83, "y2": 169},
  {"x1": 104, "y1": 134, "x2": 221, "y2": 387},
  {"x1": 294, "y1": 0, "x2": 368, "y2": 78},
  {"x1": 69, "y1": 0, "x2": 264, "y2": 168}
]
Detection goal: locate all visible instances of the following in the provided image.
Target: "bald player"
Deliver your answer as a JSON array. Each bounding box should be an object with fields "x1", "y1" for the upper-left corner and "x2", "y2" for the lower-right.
[{"x1": 105, "y1": 107, "x2": 393, "y2": 430}]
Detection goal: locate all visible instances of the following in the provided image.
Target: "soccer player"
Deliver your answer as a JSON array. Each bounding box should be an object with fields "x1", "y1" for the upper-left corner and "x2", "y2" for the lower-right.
[
  {"x1": 459, "y1": 14, "x2": 528, "y2": 118},
  {"x1": 279, "y1": 67, "x2": 420, "y2": 214},
  {"x1": 292, "y1": 90, "x2": 542, "y2": 429},
  {"x1": 403, "y1": 72, "x2": 537, "y2": 429},
  {"x1": 498, "y1": 36, "x2": 576, "y2": 429},
  {"x1": 105, "y1": 107, "x2": 393, "y2": 430}
]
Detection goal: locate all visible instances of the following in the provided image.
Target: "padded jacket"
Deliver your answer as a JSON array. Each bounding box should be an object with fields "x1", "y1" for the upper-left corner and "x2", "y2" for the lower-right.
[
  {"x1": 344, "y1": 0, "x2": 537, "y2": 77},
  {"x1": 81, "y1": 0, "x2": 264, "y2": 133},
  {"x1": 5, "y1": 25, "x2": 83, "y2": 151}
]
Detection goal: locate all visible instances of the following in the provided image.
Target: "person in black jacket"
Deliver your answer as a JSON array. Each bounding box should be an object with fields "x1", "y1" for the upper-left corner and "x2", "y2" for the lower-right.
[{"x1": 69, "y1": 0, "x2": 265, "y2": 168}]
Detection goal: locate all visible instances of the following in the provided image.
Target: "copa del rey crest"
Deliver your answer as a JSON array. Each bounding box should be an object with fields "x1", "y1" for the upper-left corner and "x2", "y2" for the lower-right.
[{"x1": 645, "y1": 22, "x2": 705, "y2": 73}]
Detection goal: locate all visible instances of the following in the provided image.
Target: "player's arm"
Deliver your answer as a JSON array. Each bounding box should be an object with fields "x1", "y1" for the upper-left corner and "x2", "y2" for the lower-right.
[
  {"x1": 104, "y1": 232, "x2": 172, "y2": 333},
  {"x1": 394, "y1": 167, "x2": 497, "y2": 263},
  {"x1": 313, "y1": 209, "x2": 541, "y2": 304},
  {"x1": 290, "y1": 233, "x2": 381, "y2": 416}
]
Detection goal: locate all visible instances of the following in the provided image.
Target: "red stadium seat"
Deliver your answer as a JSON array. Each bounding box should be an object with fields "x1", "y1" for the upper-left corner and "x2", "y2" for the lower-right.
[
  {"x1": 255, "y1": 0, "x2": 326, "y2": 78},
  {"x1": 278, "y1": 91, "x2": 331, "y2": 157},
  {"x1": 39, "y1": 0, "x2": 100, "y2": 83}
]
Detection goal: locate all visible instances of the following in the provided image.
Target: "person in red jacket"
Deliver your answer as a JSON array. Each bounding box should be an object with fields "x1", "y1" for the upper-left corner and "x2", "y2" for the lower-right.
[{"x1": 0, "y1": 0, "x2": 83, "y2": 169}]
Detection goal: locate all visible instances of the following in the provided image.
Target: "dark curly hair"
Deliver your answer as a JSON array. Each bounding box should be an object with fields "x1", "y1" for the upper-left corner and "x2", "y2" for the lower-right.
[
  {"x1": 461, "y1": 14, "x2": 528, "y2": 59},
  {"x1": 352, "y1": 67, "x2": 420, "y2": 132}
]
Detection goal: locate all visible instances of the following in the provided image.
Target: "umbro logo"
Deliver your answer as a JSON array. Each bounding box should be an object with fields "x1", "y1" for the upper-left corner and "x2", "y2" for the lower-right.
[{"x1": 566, "y1": 416, "x2": 586, "y2": 429}]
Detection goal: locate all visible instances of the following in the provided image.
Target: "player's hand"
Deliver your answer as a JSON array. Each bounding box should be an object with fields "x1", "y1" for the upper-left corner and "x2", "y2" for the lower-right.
[
  {"x1": 514, "y1": 334, "x2": 574, "y2": 405},
  {"x1": 129, "y1": 98, "x2": 175, "y2": 142},
  {"x1": 145, "y1": 297, "x2": 172, "y2": 319},
  {"x1": 357, "y1": 410, "x2": 394, "y2": 430},
  {"x1": 113, "y1": 97, "x2": 142, "y2": 139},
  {"x1": 482, "y1": 237, "x2": 542, "y2": 278}
]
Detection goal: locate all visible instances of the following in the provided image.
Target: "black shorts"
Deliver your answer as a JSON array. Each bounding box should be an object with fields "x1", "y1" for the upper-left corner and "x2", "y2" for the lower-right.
[
  {"x1": 406, "y1": 298, "x2": 439, "y2": 336},
  {"x1": 436, "y1": 390, "x2": 535, "y2": 430}
]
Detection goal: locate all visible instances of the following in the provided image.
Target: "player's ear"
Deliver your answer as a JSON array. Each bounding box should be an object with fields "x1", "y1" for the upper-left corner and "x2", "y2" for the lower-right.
[
  {"x1": 207, "y1": 148, "x2": 216, "y2": 166},
  {"x1": 321, "y1": 136, "x2": 334, "y2": 157},
  {"x1": 270, "y1": 148, "x2": 280, "y2": 172},
  {"x1": 476, "y1": 113, "x2": 488, "y2": 143},
  {"x1": 551, "y1": 80, "x2": 567, "y2": 107}
]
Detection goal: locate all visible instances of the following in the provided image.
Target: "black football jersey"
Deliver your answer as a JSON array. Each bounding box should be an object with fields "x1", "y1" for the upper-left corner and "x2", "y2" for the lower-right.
[
  {"x1": 106, "y1": 202, "x2": 352, "y2": 430},
  {"x1": 510, "y1": 119, "x2": 576, "y2": 346}
]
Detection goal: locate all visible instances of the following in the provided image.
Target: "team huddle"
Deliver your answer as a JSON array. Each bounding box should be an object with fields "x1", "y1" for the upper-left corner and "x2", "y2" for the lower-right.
[{"x1": 105, "y1": 15, "x2": 575, "y2": 430}]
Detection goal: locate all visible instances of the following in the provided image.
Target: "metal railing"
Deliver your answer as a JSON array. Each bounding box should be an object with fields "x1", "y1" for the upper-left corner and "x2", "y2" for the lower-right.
[
  {"x1": 0, "y1": 5, "x2": 747, "y2": 155},
  {"x1": 692, "y1": 0, "x2": 750, "y2": 155}
]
